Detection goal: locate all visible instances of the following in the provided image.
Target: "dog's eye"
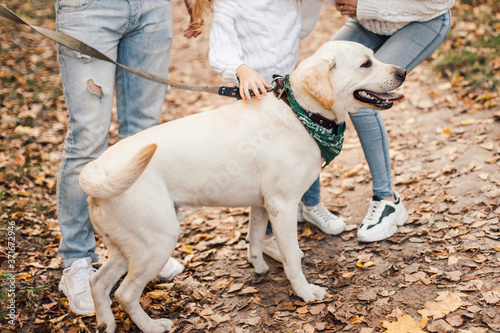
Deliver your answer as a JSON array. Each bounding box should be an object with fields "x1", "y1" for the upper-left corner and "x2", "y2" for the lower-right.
[{"x1": 361, "y1": 60, "x2": 372, "y2": 68}]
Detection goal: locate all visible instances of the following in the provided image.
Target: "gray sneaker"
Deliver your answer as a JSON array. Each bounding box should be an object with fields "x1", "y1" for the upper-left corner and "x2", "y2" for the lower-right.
[
  {"x1": 301, "y1": 203, "x2": 346, "y2": 235},
  {"x1": 58, "y1": 257, "x2": 96, "y2": 315}
]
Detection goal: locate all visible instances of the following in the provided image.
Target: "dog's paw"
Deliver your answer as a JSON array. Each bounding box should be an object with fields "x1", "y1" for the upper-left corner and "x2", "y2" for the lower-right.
[
  {"x1": 97, "y1": 324, "x2": 108, "y2": 333},
  {"x1": 297, "y1": 284, "x2": 327, "y2": 303},
  {"x1": 252, "y1": 258, "x2": 269, "y2": 275},
  {"x1": 149, "y1": 318, "x2": 173, "y2": 333},
  {"x1": 97, "y1": 322, "x2": 117, "y2": 333}
]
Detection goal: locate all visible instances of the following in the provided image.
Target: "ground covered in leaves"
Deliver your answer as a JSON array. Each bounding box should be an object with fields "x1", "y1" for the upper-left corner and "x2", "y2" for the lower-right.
[{"x1": 1, "y1": 1, "x2": 499, "y2": 332}]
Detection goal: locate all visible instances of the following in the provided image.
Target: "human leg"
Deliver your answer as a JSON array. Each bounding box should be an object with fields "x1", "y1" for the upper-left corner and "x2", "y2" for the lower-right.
[
  {"x1": 349, "y1": 108, "x2": 393, "y2": 197},
  {"x1": 339, "y1": 13, "x2": 452, "y2": 198},
  {"x1": 115, "y1": 0, "x2": 173, "y2": 138},
  {"x1": 375, "y1": 12, "x2": 452, "y2": 72},
  {"x1": 56, "y1": 0, "x2": 176, "y2": 315},
  {"x1": 56, "y1": 0, "x2": 128, "y2": 268},
  {"x1": 332, "y1": 13, "x2": 451, "y2": 241},
  {"x1": 301, "y1": 177, "x2": 321, "y2": 206}
]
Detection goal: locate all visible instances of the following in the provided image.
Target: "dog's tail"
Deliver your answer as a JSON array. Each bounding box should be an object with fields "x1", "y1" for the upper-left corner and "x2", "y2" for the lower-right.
[{"x1": 79, "y1": 144, "x2": 157, "y2": 199}]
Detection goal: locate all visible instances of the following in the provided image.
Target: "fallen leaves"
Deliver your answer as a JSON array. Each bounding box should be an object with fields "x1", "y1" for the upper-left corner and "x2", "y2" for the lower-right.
[
  {"x1": 419, "y1": 291, "x2": 466, "y2": 321},
  {"x1": 1, "y1": 1, "x2": 499, "y2": 333},
  {"x1": 383, "y1": 314, "x2": 425, "y2": 333},
  {"x1": 382, "y1": 292, "x2": 466, "y2": 333}
]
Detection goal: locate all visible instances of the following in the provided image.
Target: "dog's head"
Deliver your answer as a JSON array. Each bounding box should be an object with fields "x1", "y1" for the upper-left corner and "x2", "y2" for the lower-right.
[{"x1": 289, "y1": 41, "x2": 406, "y2": 123}]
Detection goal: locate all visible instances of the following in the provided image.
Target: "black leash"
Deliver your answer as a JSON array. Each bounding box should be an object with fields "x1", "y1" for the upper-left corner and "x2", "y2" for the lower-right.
[{"x1": 0, "y1": 4, "x2": 242, "y2": 98}]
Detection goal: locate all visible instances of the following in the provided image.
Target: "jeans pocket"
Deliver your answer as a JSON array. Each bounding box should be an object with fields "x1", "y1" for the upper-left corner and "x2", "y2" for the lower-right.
[{"x1": 57, "y1": 0, "x2": 94, "y2": 12}]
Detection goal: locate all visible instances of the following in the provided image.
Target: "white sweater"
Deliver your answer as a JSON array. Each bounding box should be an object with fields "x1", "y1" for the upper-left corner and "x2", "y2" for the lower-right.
[
  {"x1": 209, "y1": 0, "x2": 323, "y2": 85},
  {"x1": 326, "y1": 0, "x2": 455, "y2": 35},
  {"x1": 208, "y1": 0, "x2": 454, "y2": 85}
]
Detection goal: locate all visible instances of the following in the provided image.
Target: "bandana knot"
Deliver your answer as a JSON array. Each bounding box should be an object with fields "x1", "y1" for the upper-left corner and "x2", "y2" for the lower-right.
[{"x1": 283, "y1": 74, "x2": 345, "y2": 166}]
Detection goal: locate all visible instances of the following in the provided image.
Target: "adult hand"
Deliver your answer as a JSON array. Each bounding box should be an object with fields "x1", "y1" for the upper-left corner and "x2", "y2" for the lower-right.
[
  {"x1": 184, "y1": 0, "x2": 202, "y2": 38},
  {"x1": 236, "y1": 65, "x2": 270, "y2": 100},
  {"x1": 335, "y1": 0, "x2": 357, "y2": 18}
]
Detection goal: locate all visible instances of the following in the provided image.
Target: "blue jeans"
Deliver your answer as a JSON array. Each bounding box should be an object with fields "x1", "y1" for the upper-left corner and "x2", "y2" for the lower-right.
[
  {"x1": 330, "y1": 12, "x2": 451, "y2": 197},
  {"x1": 302, "y1": 178, "x2": 320, "y2": 206},
  {"x1": 56, "y1": 0, "x2": 173, "y2": 267}
]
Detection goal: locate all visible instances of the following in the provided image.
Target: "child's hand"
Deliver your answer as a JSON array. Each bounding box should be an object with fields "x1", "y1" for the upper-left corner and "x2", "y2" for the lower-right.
[
  {"x1": 184, "y1": 0, "x2": 203, "y2": 38},
  {"x1": 236, "y1": 65, "x2": 270, "y2": 100}
]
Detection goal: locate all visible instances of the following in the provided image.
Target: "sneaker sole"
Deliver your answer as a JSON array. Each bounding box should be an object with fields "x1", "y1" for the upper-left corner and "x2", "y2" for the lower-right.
[
  {"x1": 58, "y1": 280, "x2": 96, "y2": 316},
  {"x1": 358, "y1": 207, "x2": 409, "y2": 242}
]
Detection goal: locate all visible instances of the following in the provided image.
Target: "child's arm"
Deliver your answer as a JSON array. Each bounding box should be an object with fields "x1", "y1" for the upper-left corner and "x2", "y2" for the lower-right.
[
  {"x1": 208, "y1": 8, "x2": 243, "y2": 83},
  {"x1": 208, "y1": 1, "x2": 269, "y2": 100}
]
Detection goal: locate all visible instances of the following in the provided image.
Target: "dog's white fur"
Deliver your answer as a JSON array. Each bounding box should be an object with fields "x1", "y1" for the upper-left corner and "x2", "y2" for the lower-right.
[{"x1": 79, "y1": 41, "x2": 405, "y2": 333}]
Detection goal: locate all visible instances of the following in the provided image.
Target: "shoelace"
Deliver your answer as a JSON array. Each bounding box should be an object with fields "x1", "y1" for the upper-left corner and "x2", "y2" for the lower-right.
[
  {"x1": 64, "y1": 265, "x2": 96, "y2": 293},
  {"x1": 364, "y1": 200, "x2": 384, "y2": 224},
  {"x1": 312, "y1": 205, "x2": 334, "y2": 224}
]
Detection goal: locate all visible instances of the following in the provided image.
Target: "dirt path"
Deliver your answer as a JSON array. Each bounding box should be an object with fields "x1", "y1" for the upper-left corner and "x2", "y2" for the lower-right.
[
  {"x1": 143, "y1": 3, "x2": 499, "y2": 333},
  {"x1": 1, "y1": 1, "x2": 498, "y2": 332}
]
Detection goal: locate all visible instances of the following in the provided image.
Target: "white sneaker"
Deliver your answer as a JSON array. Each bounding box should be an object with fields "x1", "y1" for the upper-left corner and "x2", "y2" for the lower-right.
[
  {"x1": 158, "y1": 257, "x2": 184, "y2": 281},
  {"x1": 262, "y1": 234, "x2": 304, "y2": 263},
  {"x1": 357, "y1": 191, "x2": 408, "y2": 242},
  {"x1": 301, "y1": 203, "x2": 346, "y2": 235},
  {"x1": 297, "y1": 204, "x2": 305, "y2": 223},
  {"x1": 58, "y1": 257, "x2": 97, "y2": 315}
]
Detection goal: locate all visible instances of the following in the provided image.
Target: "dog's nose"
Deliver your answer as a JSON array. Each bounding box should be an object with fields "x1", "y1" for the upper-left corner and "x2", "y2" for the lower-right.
[{"x1": 396, "y1": 68, "x2": 407, "y2": 81}]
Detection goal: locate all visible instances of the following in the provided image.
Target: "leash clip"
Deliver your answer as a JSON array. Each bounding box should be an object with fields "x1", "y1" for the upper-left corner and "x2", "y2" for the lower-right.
[{"x1": 270, "y1": 76, "x2": 286, "y2": 99}]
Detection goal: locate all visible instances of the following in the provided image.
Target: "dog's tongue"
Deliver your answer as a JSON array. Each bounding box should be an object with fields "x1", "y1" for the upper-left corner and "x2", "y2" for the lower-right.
[{"x1": 367, "y1": 91, "x2": 404, "y2": 101}]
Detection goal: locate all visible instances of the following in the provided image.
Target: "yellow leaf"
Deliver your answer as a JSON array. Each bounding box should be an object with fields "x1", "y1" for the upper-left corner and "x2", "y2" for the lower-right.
[
  {"x1": 443, "y1": 127, "x2": 451, "y2": 134},
  {"x1": 451, "y1": 75, "x2": 462, "y2": 86},
  {"x1": 16, "y1": 191, "x2": 30, "y2": 197},
  {"x1": 34, "y1": 174, "x2": 46, "y2": 186},
  {"x1": 351, "y1": 315, "x2": 364, "y2": 324},
  {"x1": 179, "y1": 245, "x2": 195, "y2": 254},
  {"x1": 475, "y1": 93, "x2": 496, "y2": 102},
  {"x1": 301, "y1": 226, "x2": 312, "y2": 237},
  {"x1": 146, "y1": 290, "x2": 170, "y2": 301},
  {"x1": 296, "y1": 306, "x2": 308, "y2": 314},
  {"x1": 356, "y1": 259, "x2": 376, "y2": 269},
  {"x1": 382, "y1": 314, "x2": 425, "y2": 333},
  {"x1": 417, "y1": 291, "x2": 465, "y2": 320},
  {"x1": 17, "y1": 273, "x2": 32, "y2": 280}
]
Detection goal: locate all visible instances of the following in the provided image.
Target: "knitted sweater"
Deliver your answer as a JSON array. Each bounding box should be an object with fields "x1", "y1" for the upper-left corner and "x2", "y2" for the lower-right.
[
  {"x1": 326, "y1": 0, "x2": 455, "y2": 35},
  {"x1": 209, "y1": 0, "x2": 322, "y2": 85}
]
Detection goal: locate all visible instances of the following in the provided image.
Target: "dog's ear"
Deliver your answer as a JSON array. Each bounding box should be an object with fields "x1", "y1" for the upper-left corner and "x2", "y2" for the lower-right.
[{"x1": 302, "y1": 58, "x2": 335, "y2": 108}]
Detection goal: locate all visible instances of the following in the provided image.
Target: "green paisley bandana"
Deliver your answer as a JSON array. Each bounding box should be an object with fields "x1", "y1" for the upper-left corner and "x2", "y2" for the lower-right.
[{"x1": 283, "y1": 75, "x2": 346, "y2": 166}]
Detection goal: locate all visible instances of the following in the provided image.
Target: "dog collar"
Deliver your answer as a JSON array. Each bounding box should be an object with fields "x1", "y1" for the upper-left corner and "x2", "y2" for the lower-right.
[
  {"x1": 271, "y1": 76, "x2": 338, "y2": 130},
  {"x1": 272, "y1": 75, "x2": 346, "y2": 166}
]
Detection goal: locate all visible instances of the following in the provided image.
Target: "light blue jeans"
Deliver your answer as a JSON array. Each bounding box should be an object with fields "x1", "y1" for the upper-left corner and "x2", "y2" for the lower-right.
[
  {"x1": 302, "y1": 178, "x2": 320, "y2": 206},
  {"x1": 330, "y1": 12, "x2": 451, "y2": 197},
  {"x1": 56, "y1": 0, "x2": 173, "y2": 267}
]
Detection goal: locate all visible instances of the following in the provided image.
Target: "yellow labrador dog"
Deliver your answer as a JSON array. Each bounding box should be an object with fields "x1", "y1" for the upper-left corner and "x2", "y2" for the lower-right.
[{"x1": 79, "y1": 41, "x2": 405, "y2": 333}]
